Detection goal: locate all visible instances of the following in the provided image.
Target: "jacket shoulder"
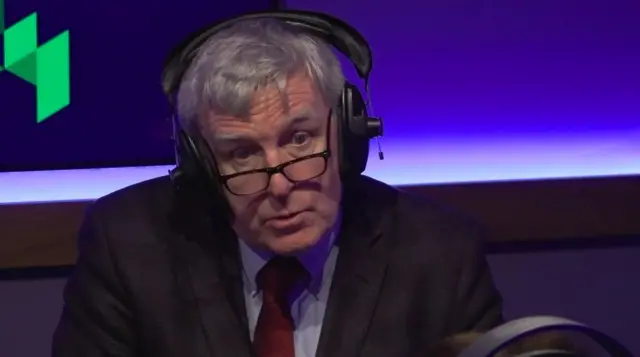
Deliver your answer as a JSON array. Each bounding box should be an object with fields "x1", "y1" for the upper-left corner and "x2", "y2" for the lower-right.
[
  {"x1": 360, "y1": 175, "x2": 481, "y2": 233},
  {"x1": 90, "y1": 176, "x2": 174, "y2": 218},
  {"x1": 360, "y1": 176, "x2": 486, "y2": 251},
  {"x1": 80, "y1": 176, "x2": 177, "y2": 251}
]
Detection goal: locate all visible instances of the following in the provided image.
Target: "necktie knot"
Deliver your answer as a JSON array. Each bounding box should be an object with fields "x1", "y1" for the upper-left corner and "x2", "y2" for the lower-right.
[
  {"x1": 256, "y1": 256, "x2": 309, "y2": 303},
  {"x1": 253, "y1": 256, "x2": 309, "y2": 357}
]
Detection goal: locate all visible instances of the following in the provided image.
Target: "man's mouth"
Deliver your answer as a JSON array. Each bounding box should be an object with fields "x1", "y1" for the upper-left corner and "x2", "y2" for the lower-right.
[{"x1": 265, "y1": 211, "x2": 306, "y2": 229}]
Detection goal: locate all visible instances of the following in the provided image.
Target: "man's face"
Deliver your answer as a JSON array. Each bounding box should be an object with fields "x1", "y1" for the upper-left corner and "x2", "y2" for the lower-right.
[{"x1": 202, "y1": 72, "x2": 342, "y2": 256}]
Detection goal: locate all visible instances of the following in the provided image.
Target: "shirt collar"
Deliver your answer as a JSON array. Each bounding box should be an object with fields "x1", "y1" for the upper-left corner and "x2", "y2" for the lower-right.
[{"x1": 239, "y1": 212, "x2": 341, "y2": 297}]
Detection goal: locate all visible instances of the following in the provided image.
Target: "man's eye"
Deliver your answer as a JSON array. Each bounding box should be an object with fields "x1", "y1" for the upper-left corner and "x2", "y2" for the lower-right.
[
  {"x1": 291, "y1": 131, "x2": 311, "y2": 146},
  {"x1": 231, "y1": 147, "x2": 252, "y2": 160}
]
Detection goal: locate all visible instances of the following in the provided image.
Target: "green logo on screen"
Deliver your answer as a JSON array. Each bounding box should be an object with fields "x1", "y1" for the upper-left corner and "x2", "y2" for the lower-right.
[{"x1": 0, "y1": 0, "x2": 70, "y2": 123}]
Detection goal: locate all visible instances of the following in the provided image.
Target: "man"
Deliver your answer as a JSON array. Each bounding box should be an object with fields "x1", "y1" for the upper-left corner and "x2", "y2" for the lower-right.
[{"x1": 52, "y1": 15, "x2": 503, "y2": 357}]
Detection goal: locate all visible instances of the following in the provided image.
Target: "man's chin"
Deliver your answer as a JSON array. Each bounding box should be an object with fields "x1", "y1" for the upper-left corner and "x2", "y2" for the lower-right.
[{"x1": 264, "y1": 227, "x2": 321, "y2": 256}]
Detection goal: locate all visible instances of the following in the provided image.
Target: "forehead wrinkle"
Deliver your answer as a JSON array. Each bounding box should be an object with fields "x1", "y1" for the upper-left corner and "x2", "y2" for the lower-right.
[
  {"x1": 210, "y1": 72, "x2": 316, "y2": 125},
  {"x1": 209, "y1": 106, "x2": 320, "y2": 143},
  {"x1": 204, "y1": 77, "x2": 323, "y2": 140},
  {"x1": 205, "y1": 113, "x2": 256, "y2": 142},
  {"x1": 249, "y1": 84, "x2": 289, "y2": 119},
  {"x1": 280, "y1": 107, "x2": 319, "y2": 125}
]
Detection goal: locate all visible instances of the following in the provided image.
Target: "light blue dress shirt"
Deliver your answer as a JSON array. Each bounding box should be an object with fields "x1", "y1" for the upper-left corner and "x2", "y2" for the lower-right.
[{"x1": 238, "y1": 228, "x2": 339, "y2": 357}]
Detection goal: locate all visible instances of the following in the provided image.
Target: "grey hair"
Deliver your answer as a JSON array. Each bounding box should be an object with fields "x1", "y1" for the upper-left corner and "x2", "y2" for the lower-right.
[{"x1": 176, "y1": 18, "x2": 345, "y2": 133}]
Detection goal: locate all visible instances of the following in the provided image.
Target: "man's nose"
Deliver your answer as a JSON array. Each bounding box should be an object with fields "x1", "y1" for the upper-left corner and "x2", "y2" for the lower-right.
[{"x1": 265, "y1": 151, "x2": 293, "y2": 199}]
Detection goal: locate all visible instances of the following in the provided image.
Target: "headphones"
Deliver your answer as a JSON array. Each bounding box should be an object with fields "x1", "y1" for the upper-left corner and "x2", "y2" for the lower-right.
[
  {"x1": 457, "y1": 316, "x2": 633, "y2": 357},
  {"x1": 161, "y1": 10, "x2": 384, "y2": 216}
]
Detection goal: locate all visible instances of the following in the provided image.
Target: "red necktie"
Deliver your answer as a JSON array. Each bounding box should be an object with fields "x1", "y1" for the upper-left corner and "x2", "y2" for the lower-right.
[{"x1": 254, "y1": 256, "x2": 309, "y2": 357}]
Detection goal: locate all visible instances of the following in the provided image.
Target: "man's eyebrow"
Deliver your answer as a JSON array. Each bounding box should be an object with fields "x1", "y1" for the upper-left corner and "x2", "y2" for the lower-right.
[
  {"x1": 211, "y1": 134, "x2": 251, "y2": 147},
  {"x1": 208, "y1": 121, "x2": 252, "y2": 144},
  {"x1": 212, "y1": 133, "x2": 246, "y2": 141},
  {"x1": 281, "y1": 108, "x2": 320, "y2": 126}
]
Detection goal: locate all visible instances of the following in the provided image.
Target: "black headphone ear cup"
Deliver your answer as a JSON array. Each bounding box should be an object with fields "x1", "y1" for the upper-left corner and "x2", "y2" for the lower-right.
[
  {"x1": 192, "y1": 135, "x2": 234, "y2": 217},
  {"x1": 338, "y1": 82, "x2": 370, "y2": 179},
  {"x1": 172, "y1": 124, "x2": 201, "y2": 181},
  {"x1": 173, "y1": 121, "x2": 233, "y2": 220}
]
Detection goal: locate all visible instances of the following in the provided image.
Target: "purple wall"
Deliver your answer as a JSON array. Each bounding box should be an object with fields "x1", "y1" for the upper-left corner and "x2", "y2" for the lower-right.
[
  {"x1": 1, "y1": 246, "x2": 639, "y2": 356},
  {"x1": 284, "y1": 0, "x2": 640, "y2": 136},
  {"x1": 283, "y1": 0, "x2": 640, "y2": 184}
]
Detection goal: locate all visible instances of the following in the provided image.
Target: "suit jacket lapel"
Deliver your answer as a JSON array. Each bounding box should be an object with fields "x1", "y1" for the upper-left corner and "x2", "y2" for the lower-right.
[
  {"x1": 316, "y1": 178, "x2": 396, "y2": 357},
  {"x1": 172, "y1": 205, "x2": 254, "y2": 357}
]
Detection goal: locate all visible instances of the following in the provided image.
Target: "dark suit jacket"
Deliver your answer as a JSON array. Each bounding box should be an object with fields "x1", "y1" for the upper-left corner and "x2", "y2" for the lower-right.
[{"x1": 52, "y1": 175, "x2": 503, "y2": 357}]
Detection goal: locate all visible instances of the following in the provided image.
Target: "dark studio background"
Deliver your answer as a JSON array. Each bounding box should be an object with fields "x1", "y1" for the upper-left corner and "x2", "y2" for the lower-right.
[
  {"x1": 1, "y1": 0, "x2": 639, "y2": 356},
  {"x1": 0, "y1": 0, "x2": 275, "y2": 171},
  {"x1": 2, "y1": 0, "x2": 639, "y2": 177}
]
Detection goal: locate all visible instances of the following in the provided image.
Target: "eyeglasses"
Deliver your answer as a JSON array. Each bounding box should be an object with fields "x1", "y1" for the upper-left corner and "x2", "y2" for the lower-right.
[
  {"x1": 219, "y1": 151, "x2": 331, "y2": 195},
  {"x1": 218, "y1": 110, "x2": 333, "y2": 196}
]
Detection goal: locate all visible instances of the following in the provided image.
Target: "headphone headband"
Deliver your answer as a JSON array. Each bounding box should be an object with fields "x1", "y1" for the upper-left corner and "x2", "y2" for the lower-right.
[
  {"x1": 161, "y1": 10, "x2": 373, "y2": 104},
  {"x1": 163, "y1": 9, "x2": 382, "y2": 201},
  {"x1": 458, "y1": 316, "x2": 632, "y2": 357}
]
